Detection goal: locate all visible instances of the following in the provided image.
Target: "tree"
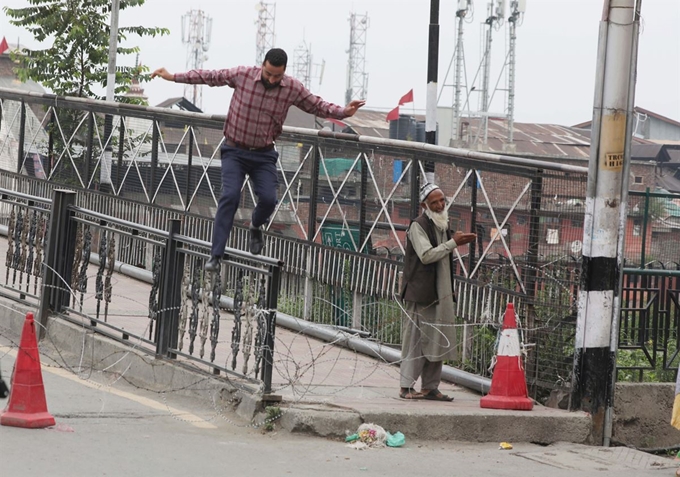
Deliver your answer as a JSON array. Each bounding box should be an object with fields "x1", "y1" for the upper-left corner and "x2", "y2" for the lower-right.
[{"x1": 4, "y1": 0, "x2": 169, "y2": 100}]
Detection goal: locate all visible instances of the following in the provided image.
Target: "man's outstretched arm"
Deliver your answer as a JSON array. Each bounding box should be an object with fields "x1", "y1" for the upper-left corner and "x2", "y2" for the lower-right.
[
  {"x1": 150, "y1": 67, "x2": 174, "y2": 81},
  {"x1": 151, "y1": 66, "x2": 239, "y2": 87}
]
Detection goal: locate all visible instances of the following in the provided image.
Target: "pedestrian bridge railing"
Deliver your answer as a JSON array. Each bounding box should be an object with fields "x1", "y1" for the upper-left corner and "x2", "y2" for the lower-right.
[{"x1": 5, "y1": 87, "x2": 678, "y2": 399}]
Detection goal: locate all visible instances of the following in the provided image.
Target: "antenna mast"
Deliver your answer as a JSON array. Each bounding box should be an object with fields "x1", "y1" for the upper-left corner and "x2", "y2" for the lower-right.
[
  {"x1": 507, "y1": 0, "x2": 526, "y2": 146},
  {"x1": 479, "y1": 0, "x2": 504, "y2": 147},
  {"x1": 345, "y1": 12, "x2": 369, "y2": 104},
  {"x1": 293, "y1": 41, "x2": 312, "y2": 88},
  {"x1": 293, "y1": 40, "x2": 324, "y2": 90},
  {"x1": 452, "y1": 0, "x2": 472, "y2": 147},
  {"x1": 181, "y1": 9, "x2": 212, "y2": 110},
  {"x1": 255, "y1": 2, "x2": 276, "y2": 65}
]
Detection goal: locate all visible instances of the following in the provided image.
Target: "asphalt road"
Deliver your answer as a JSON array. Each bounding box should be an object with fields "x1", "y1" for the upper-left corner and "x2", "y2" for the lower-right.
[{"x1": 0, "y1": 338, "x2": 677, "y2": 477}]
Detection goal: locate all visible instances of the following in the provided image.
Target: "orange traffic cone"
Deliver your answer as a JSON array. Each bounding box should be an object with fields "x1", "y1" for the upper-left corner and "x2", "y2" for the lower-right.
[
  {"x1": 480, "y1": 303, "x2": 533, "y2": 411},
  {"x1": 1, "y1": 312, "x2": 55, "y2": 428}
]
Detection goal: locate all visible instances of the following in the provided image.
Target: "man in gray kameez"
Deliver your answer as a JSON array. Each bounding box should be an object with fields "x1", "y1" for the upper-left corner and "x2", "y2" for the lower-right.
[{"x1": 399, "y1": 183, "x2": 476, "y2": 401}]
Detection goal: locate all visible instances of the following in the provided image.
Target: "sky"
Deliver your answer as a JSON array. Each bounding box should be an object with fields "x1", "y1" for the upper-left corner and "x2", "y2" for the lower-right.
[{"x1": 1, "y1": 0, "x2": 679, "y2": 127}]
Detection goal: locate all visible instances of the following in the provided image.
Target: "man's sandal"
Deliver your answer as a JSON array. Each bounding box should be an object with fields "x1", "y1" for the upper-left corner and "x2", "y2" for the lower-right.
[
  {"x1": 422, "y1": 388, "x2": 454, "y2": 402},
  {"x1": 399, "y1": 388, "x2": 423, "y2": 400}
]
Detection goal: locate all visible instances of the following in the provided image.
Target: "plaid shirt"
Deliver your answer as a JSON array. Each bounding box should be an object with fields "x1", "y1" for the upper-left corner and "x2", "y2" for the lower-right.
[{"x1": 174, "y1": 66, "x2": 347, "y2": 148}]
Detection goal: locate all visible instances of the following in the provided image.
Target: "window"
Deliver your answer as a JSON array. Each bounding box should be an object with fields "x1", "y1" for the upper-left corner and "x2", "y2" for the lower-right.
[
  {"x1": 491, "y1": 227, "x2": 509, "y2": 242},
  {"x1": 634, "y1": 176, "x2": 643, "y2": 184},
  {"x1": 546, "y1": 229, "x2": 559, "y2": 244},
  {"x1": 393, "y1": 159, "x2": 410, "y2": 184},
  {"x1": 633, "y1": 219, "x2": 641, "y2": 237}
]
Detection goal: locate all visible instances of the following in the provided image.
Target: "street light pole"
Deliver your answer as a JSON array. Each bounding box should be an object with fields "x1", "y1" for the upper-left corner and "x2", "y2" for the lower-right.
[
  {"x1": 424, "y1": 0, "x2": 439, "y2": 185},
  {"x1": 101, "y1": 0, "x2": 120, "y2": 193}
]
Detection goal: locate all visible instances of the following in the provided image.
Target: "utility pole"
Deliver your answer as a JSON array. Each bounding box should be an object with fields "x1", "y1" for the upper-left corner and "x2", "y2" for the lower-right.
[
  {"x1": 571, "y1": 0, "x2": 642, "y2": 446},
  {"x1": 424, "y1": 0, "x2": 439, "y2": 184},
  {"x1": 101, "y1": 0, "x2": 120, "y2": 193}
]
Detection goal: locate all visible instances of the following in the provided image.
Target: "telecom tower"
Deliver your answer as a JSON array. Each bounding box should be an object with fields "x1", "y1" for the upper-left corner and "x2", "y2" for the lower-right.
[
  {"x1": 181, "y1": 10, "x2": 212, "y2": 110},
  {"x1": 293, "y1": 41, "x2": 312, "y2": 88},
  {"x1": 452, "y1": 0, "x2": 472, "y2": 147},
  {"x1": 293, "y1": 40, "x2": 325, "y2": 90},
  {"x1": 506, "y1": 0, "x2": 526, "y2": 145},
  {"x1": 345, "y1": 12, "x2": 369, "y2": 105},
  {"x1": 478, "y1": 0, "x2": 505, "y2": 147},
  {"x1": 255, "y1": 2, "x2": 276, "y2": 65}
]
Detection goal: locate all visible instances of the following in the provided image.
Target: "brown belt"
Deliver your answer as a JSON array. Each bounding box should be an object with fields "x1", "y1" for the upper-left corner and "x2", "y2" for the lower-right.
[{"x1": 226, "y1": 139, "x2": 275, "y2": 152}]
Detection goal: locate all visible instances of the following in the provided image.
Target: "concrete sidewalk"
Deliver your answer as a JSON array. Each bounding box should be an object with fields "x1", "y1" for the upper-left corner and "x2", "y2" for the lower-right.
[
  {"x1": 0, "y1": 223, "x2": 591, "y2": 444},
  {"x1": 0, "y1": 259, "x2": 591, "y2": 446}
]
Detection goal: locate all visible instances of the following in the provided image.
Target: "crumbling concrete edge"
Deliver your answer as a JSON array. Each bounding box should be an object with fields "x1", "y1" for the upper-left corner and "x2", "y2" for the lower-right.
[
  {"x1": 0, "y1": 303, "x2": 265, "y2": 425},
  {"x1": 275, "y1": 405, "x2": 591, "y2": 444}
]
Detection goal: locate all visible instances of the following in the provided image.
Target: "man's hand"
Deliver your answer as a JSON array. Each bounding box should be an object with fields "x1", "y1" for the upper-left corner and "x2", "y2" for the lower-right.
[
  {"x1": 150, "y1": 67, "x2": 174, "y2": 81},
  {"x1": 343, "y1": 100, "x2": 366, "y2": 117},
  {"x1": 452, "y1": 231, "x2": 476, "y2": 246}
]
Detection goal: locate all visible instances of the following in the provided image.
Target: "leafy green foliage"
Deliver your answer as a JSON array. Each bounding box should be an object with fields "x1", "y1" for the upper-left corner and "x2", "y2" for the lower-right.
[
  {"x1": 4, "y1": 0, "x2": 169, "y2": 100},
  {"x1": 617, "y1": 337, "x2": 678, "y2": 383},
  {"x1": 263, "y1": 406, "x2": 282, "y2": 432}
]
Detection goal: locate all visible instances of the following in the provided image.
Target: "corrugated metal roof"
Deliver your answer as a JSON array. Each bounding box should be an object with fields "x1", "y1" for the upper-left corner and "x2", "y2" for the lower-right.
[
  {"x1": 155, "y1": 97, "x2": 202, "y2": 112},
  {"x1": 657, "y1": 173, "x2": 680, "y2": 194},
  {"x1": 0, "y1": 76, "x2": 45, "y2": 94},
  {"x1": 631, "y1": 144, "x2": 663, "y2": 159},
  {"x1": 668, "y1": 150, "x2": 680, "y2": 164},
  {"x1": 572, "y1": 107, "x2": 680, "y2": 130}
]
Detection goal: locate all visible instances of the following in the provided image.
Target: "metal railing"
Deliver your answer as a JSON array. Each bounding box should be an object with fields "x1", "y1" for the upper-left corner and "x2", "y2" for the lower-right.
[
  {"x1": 0, "y1": 87, "x2": 592, "y2": 399},
  {"x1": 6, "y1": 186, "x2": 285, "y2": 394},
  {"x1": 616, "y1": 189, "x2": 680, "y2": 381},
  {"x1": 10, "y1": 87, "x2": 680, "y2": 395}
]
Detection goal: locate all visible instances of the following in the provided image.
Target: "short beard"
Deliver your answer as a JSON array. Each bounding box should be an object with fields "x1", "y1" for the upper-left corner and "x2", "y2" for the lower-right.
[
  {"x1": 425, "y1": 207, "x2": 449, "y2": 232},
  {"x1": 261, "y1": 77, "x2": 279, "y2": 89}
]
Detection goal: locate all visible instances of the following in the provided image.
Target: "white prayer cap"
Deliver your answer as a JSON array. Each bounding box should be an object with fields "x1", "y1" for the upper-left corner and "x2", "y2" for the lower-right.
[{"x1": 419, "y1": 183, "x2": 441, "y2": 203}]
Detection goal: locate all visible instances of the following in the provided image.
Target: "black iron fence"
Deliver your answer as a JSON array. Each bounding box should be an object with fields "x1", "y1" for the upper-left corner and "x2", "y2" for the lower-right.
[
  {"x1": 3, "y1": 87, "x2": 679, "y2": 396},
  {"x1": 0, "y1": 186, "x2": 283, "y2": 394},
  {"x1": 617, "y1": 189, "x2": 680, "y2": 382}
]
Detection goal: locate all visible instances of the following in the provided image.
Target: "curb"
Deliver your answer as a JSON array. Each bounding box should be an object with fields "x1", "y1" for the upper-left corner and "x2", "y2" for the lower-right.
[
  {"x1": 0, "y1": 303, "x2": 591, "y2": 443},
  {"x1": 0, "y1": 303, "x2": 265, "y2": 425}
]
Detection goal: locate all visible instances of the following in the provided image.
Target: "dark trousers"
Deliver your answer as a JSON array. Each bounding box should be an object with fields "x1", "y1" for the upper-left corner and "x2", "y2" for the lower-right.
[{"x1": 210, "y1": 144, "x2": 279, "y2": 258}]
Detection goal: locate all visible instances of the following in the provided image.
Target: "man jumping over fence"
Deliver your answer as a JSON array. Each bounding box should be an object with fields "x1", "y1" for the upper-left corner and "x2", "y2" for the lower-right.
[{"x1": 152, "y1": 48, "x2": 365, "y2": 271}]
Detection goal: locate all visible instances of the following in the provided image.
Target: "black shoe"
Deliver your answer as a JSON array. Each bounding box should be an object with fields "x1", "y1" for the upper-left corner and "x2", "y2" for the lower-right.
[
  {"x1": 249, "y1": 226, "x2": 264, "y2": 255},
  {"x1": 204, "y1": 256, "x2": 221, "y2": 273}
]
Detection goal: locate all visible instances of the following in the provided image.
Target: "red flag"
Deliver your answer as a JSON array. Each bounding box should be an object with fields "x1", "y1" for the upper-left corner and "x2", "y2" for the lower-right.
[
  {"x1": 398, "y1": 89, "x2": 414, "y2": 105},
  {"x1": 0, "y1": 37, "x2": 9, "y2": 55},
  {"x1": 386, "y1": 106, "x2": 400, "y2": 121}
]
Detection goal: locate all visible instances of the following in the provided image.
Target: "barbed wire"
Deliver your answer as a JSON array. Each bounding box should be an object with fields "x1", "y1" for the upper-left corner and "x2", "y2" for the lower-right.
[{"x1": 0, "y1": 245, "x2": 587, "y2": 430}]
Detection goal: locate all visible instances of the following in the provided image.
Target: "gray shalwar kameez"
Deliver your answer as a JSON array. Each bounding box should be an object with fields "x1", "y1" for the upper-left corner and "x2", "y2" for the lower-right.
[{"x1": 400, "y1": 220, "x2": 458, "y2": 390}]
